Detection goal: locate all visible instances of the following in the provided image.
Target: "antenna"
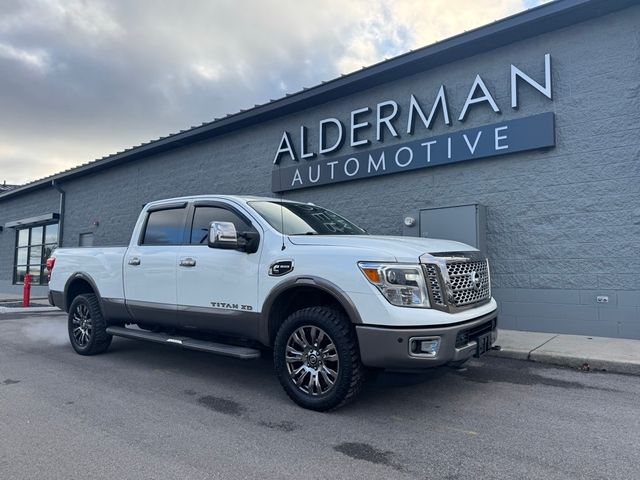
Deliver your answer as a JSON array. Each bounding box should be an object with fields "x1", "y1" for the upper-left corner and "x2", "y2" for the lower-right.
[{"x1": 277, "y1": 165, "x2": 286, "y2": 251}]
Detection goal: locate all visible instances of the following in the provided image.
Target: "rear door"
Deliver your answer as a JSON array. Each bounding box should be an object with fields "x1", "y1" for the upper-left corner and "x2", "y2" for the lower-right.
[
  {"x1": 176, "y1": 201, "x2": 262, "y2": 338},
  {"x1": 124, "y1": 203, "x2": 189, "y2": 326}
]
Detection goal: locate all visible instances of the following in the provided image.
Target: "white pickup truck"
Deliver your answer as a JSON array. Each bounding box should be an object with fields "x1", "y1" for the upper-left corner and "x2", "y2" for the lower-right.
[{"x1": 48, "y1": 195, "x2": 497, "y2": 410}]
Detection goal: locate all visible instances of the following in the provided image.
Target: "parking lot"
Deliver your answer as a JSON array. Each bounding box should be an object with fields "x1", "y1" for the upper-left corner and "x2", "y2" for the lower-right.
[{"x1": 1, "y1": 313, "x2": 638, "y2": 479}]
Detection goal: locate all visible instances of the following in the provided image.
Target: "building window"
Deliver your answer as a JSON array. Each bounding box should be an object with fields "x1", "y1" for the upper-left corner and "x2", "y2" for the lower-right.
[{"x1": 14, "y1": 223, "x2": 59, "y2": 286}]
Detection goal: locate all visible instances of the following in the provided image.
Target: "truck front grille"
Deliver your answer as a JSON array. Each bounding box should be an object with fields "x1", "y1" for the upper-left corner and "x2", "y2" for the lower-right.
[
  {"x1": 446, "y1": 259, "x2": 491, "y2": 308},
  {"x1": 423, "y1": 255, "x2": 491, "y2": 311},
  {"x1": 424, "y1": 264, "x2": 445, "y2": 307}
]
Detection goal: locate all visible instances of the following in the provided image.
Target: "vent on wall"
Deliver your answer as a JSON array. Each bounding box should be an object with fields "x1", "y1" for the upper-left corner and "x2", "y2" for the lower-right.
[{"x1": 79, "y1": 232, "x2": 94, "y2": 247}]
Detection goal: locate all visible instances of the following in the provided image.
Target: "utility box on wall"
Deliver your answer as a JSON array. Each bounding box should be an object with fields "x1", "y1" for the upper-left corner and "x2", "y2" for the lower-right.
[{"x1": 403, "y1": 204, "x2": 487, "y2": 253}]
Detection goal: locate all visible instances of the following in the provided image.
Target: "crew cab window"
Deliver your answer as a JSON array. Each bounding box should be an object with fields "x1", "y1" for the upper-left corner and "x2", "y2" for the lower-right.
[
  {"x1": 190, "y1": 206, "x2": 254, "y2": 245},
  {"x1": 142, "y1": 208, "x2": 187, "y2": 245}
]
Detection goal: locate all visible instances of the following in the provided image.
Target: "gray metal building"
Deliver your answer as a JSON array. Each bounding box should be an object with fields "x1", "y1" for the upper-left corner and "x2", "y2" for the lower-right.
[{"x1": 1, "y1": 0, "x2": 638, "y2": 338}]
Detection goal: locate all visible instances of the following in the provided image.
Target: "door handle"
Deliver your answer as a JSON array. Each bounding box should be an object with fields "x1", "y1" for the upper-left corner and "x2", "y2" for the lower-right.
[
  {"x1": 128, "y1": 257, "x2": 141, "y2": 266},
  {"x1": 179, "y1": 258, "x2": 197, "y2": 267}
]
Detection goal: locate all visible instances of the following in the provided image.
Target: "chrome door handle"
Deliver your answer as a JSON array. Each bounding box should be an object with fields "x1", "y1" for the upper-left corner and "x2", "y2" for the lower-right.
[
  {"x1": 179, "y1": 258, "x2": 196, "y2": 267},
  {"x1": 128, "y1": 257, "x2": 141, "y2": 266}
]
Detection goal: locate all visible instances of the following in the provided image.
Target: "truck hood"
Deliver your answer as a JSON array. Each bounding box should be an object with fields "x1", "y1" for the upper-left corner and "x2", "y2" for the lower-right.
[{"x1": 287, "y1": 235, "x2": 476, "y2": 263}]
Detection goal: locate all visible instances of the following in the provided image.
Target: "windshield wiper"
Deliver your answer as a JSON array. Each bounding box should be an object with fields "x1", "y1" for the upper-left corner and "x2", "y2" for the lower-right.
[{"x1": 290, "y1": 231, "x2": 319, "y2": 235}]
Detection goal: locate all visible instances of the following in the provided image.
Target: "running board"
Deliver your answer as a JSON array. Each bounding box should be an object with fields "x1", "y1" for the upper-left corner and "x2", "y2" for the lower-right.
[{"x1": 105, "y1": 326, "x2": 261, "y2": 359}]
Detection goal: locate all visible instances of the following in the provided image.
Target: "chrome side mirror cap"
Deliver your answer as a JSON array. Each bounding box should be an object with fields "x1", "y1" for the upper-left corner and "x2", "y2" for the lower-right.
[{"x1": 208, "y1": 221, "x2": 238, "y2": 249}]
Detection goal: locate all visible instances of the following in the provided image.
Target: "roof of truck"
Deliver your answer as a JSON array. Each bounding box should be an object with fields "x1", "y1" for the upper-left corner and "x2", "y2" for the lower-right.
[{"x1": 145, "y1": 195, "x2": 304, "y2": 206}]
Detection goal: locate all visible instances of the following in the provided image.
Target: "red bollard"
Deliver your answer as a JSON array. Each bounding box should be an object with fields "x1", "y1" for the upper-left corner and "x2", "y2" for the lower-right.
[{"x1": 23, "y1": 273, "x2": 32, "y2": 307}]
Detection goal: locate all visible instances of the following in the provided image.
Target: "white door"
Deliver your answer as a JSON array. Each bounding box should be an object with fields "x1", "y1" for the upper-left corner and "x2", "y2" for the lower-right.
[
  {"x1": 124, "y1": 206, "x2": 188, "y2": 326},
  {"x1": 176, "y1": 203, "x2": 261, "y2": 338}
]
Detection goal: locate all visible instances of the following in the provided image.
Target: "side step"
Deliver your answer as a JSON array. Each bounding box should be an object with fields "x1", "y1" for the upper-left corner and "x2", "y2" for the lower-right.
[{"x1": 105, "y1": 326, "x2": 261, "y2": 360}]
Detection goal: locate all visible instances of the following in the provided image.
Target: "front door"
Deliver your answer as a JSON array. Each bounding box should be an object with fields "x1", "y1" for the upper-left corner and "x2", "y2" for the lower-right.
[
  {"x1": 124, "y1": 205, "x2": 188, "y2": 326},
  {"x1": 176, "y1": 203, "x2": 261, "y2": 339}
]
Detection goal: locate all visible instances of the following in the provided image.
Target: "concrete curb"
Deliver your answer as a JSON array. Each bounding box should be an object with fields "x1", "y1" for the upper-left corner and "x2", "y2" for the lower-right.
[
  {"x1": 488, "y1": 329, "x2": 640, "y2": 376},
  {"x1": 0, "y1": 306, "x2": 62, "y2": 314},
  {"x1": 489, "y1": 349, "x2": 640, "y2": 376}
]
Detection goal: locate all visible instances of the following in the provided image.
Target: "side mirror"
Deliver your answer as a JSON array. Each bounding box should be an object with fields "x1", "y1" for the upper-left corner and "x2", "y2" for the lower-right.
[
  {"x1": 208, "y1": 221, "x2": 238, "y2": 249},
  {"x1": 237, "y1": 231, "x2": 260, "y2": 254}
]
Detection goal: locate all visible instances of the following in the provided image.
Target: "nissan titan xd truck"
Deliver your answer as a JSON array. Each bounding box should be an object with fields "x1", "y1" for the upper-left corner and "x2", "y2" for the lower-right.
[{"x1": 48, "y1": 195, "x2": 497, "y2": 410}]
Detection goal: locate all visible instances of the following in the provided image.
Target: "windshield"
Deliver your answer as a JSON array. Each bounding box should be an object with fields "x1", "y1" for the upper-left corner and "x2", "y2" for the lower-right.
[{"x1": 248, "y1": 201, "x2": 367, "y2": 235}]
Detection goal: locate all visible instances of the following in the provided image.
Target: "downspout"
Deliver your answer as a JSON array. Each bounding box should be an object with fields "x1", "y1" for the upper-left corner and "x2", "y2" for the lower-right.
[{"x1": 51, "y1": 180, "x2": 65, "y2": 248}]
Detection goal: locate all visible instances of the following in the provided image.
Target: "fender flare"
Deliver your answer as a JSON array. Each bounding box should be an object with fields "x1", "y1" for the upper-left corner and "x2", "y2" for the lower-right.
[
  {"x1": 259, "y1": 276, "x2": 362, "y2": 345},
  {"x1": 63, "y1": 272, "x2": 103, "y2": 313}
]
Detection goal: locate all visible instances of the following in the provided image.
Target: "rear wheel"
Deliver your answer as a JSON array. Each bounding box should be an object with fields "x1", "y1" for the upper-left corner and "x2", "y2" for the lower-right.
[
  {"x1": 274, "y1": 306, "x2": 364, "y2": 411},
  {"x1": 68, "y1": 294, "x2": 112, "y2": 355}
]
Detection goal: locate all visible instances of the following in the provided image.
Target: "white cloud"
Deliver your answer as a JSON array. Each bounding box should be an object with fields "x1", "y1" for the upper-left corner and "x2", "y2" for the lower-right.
[
  {"x1": 334, "y1": 0, "x2": 538, "y2": 74},
  {"x1": 0, "y1": 0, "x2": 123, "y2": 38},
  {"x1": 192, "y1": 63, "x2": 224, "y2": 82},
  {"x1": 47, "y1": 0, "x2": 123, "y2": 37},
  {"x1": 0, "y1": 42, "x2": 49, "y2": 71}
]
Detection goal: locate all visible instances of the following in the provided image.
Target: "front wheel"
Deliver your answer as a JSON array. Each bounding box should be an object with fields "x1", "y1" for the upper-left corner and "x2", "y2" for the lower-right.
[
  {"x1": 68, "y1": 294, "x2": 112, "y2": 355},
  {"x1": 274, "y1": 307, "x2": 364, "y2": 411}
]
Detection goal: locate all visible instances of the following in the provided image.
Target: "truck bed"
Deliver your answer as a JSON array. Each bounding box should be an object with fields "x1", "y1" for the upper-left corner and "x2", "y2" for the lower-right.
[{"x1": 49, "y1": 247, "x2": 128, "y2": 301}]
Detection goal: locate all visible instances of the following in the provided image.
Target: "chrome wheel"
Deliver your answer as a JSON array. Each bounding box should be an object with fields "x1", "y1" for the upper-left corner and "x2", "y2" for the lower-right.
[
  {"x1": 72, "y1": 303, "x2": 93, "y2": 348},
  {"x1": 286, "y1": 325, "x2": 339, "y2": 396}
]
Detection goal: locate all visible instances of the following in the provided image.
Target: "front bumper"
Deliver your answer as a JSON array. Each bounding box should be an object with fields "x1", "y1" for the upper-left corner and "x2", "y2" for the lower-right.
[{"x1": 356, "y1": 310, "x2": 498, "y2": 370}]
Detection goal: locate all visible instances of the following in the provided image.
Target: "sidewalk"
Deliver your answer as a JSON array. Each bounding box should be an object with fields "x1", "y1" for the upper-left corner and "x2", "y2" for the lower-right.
[
  {"x1": 491, "y1": 329, "x2": 640, "y2": 376},
  {"x1": 0, "y1": 305, "x2": 61, "y2": 313},
  {"x1": 0, "y1": 293, "x2": 60, "y2": 313},
  {"x1": 0, "y1": 293, "x2": 50, "y2": 304}
]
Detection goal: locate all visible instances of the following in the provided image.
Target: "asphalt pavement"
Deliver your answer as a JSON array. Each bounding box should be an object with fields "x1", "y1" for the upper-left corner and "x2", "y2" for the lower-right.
[{"x1": 1, "y1": 313, "x2": 639, "y2": 479}]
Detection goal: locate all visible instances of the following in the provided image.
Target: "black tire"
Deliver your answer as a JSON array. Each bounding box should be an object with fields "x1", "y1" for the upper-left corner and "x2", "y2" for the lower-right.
[
  {"x1": 274, "y1": 306, "x2": 364, "y2": 411},
  {"x1": 68, "y1": 294, "x2": 112, "y2": 355}
]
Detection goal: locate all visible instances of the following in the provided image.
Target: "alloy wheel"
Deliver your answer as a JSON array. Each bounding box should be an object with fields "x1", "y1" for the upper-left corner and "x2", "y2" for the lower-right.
[
  {"x1": 72, "y1": 303, "x2": 93, "y2": 348},
  {"x1": 285, "y1": 325, "x2": 340, "y2": 396}
]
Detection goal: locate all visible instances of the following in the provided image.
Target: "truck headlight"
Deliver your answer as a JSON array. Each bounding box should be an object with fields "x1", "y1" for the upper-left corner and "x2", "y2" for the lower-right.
[{"x1": 358, "y1": 262, "x2": 430, "y2": 308}]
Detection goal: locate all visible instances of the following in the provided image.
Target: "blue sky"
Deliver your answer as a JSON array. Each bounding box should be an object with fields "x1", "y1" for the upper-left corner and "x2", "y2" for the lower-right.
[{"x1": 0, "y1": 0, "x2": 548, "y2": 185}]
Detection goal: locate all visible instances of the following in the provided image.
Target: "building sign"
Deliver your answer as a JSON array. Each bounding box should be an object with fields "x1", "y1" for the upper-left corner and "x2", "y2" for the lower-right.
[
  {"x1": 272, "y1": 113, "x2": 555, "y2": 192},
  {"x1": 271, "y1": 54, "x2": 555, "y2": 192}
]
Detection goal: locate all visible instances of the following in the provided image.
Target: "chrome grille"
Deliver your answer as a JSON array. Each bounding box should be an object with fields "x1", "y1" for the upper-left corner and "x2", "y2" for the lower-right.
[
  {"x1": 424, "y1": 264, "x2": 445, "y2": 306},
  {"x1": 446, "y1": 259, "x2": 491, "y2": 307}
]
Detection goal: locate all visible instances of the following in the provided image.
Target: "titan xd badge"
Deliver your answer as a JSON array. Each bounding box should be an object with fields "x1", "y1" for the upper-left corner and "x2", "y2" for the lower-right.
[
  {"x1": 269, "y1": 260, "x2": 294, "y2": 276},
  {"x1": 210, "y1": 302, "x2": 253, "y2": 311}
]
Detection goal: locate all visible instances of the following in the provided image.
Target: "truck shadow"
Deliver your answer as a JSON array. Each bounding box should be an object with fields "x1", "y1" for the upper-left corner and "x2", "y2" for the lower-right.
[
  {"x1": 22, "y1": 316, "x2": 480, "y2": 414},
  {"x1": 107, "y1": 336, "x2": 456, "y2": 409}
]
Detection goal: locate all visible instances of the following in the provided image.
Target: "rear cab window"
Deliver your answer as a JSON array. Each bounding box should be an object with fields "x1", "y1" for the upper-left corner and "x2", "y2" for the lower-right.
[{"x1": 141, "y1": 207, "x2": 188, "y2": 245}]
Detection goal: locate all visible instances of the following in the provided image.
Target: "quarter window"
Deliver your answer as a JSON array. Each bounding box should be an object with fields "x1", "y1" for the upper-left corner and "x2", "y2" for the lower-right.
[
  {"x1": 190, "y1": 206, "x2": 254, "y2": 245},
  {"x1": 14, "y1": 223, "x2": 59, "y2": 285},
  {"x1": 142, "y1": 208, "x2": 187, "y2": 245}
]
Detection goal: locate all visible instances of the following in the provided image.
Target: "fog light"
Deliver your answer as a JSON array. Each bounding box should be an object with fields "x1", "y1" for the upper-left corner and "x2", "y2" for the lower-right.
[{"x1": 409, "y1": 336, "x2": 441, "y2": 357}]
